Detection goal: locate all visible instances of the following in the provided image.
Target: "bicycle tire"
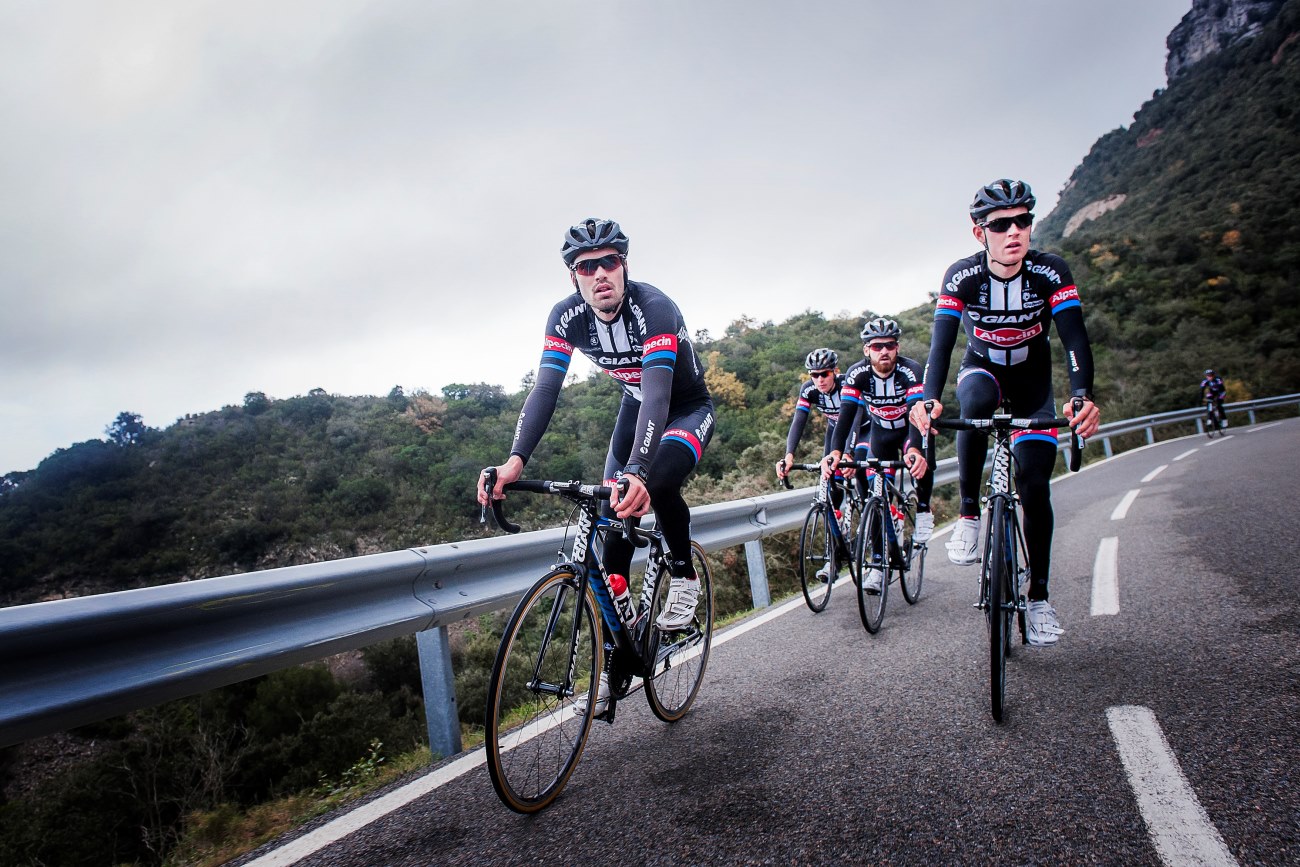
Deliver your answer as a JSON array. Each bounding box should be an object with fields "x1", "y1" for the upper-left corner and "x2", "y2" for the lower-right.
[
  {"x1": 900, "y1": 491, "x2": 924, "y2": 605},
  {"x1": 485, "y1": 569, "x2": 601, "y2": 813},
  {"x1": 988, "y1": 500, "x2": 1011, "y2": 723},
  {"x1": 644, "y1": 541, "x2": 714, "y2": 722},
  {"x1": 855, "y1": 499, "x2": 889, "y2": 634},
  {"x1": 798, "y1": 504, "x2": 833, "y2": 612}
]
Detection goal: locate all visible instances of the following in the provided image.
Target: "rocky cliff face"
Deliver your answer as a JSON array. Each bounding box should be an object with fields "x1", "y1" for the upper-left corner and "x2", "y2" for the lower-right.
[{"x1": 1166, "y1": 0, "x2": 1285, "y2": 78}]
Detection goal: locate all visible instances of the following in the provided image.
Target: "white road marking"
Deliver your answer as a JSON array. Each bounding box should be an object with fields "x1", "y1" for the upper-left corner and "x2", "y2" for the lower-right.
[
  {"x1": 1141, "y1": 465, "x2": 1167, "y2": 483},
  {"x1": 1106, "y1": 706, "x2": 1238, "y2": 867},
  {"x1": 1204, "y1": 434, "x2": 1233, "y2": 446},
  {"x1": 1173, "y1": 449, "x2": 1198, "y2": 461},
  {"x1": 1111, "y1": 490, "x2": 1140, "y2": 520},
  {"x1": 1249, "y1": 422, "x2": 1282, "y2": 433},
  {"x1": 1091, "y1": 537, "x2": 1119, "y2": 616}
]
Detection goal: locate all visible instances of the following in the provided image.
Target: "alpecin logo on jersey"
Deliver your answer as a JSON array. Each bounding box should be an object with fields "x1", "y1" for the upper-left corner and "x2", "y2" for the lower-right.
[
  {"x1": 606, "y1": 367, "x2": 642, "y2": 384},
  {"x1": 544, "y1": 336, "x2": 573, "y2": 354},
  {"x1": 936, "y1": 295, "x2": 964, "y2": 313},
  {"x1": 973, "y1": 322, "x2": 1043, "y2": 347},
  {"x1": 1050, "y1": 287, "x2": 1080, "y2": 307},
  {"x1": 870, "y1": 405, "x2": 908, "y2": 422},
  {"x1": 644, "y1": 334, "x2": 677, "y2": 352}
]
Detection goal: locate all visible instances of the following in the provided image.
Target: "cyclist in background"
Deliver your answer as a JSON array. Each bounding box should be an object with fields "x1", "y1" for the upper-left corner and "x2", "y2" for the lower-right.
[
  {"x1": 910, "y1": 179, "x2": 1100, "y2": 646},
  {"x1": 777, "y1": 348, "x2": 847, "y2": 582},
  {"x1": 777, "y1": 348, "x2": 846, "y2": 485},
  {"x1": 822, "y1": 318, "x2": 934, "y2": 575},
  {"x1": 1200, "y1": 369, "x2": 1227, "y2": 428},
  {"x1": 479, "y1": 218, "x2": 715, "y2": 660}
]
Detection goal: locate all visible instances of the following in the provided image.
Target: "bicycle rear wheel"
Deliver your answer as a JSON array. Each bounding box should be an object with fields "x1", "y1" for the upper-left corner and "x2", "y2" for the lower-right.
[
  {"x1": 855, "y1": 500, "x2": 890, "y2": 634},
  {"x1": 645, "y1": 541, "x2": 714, "y2": 722},
  {"x1": 798, "y1": 504, "x2": 833, "y2": 612},
  {"x1": 486, "y1": 569, "x2": 601, "y2": 813},
  {"x1": 900, "y1": 491, "x2": 925, "y2": 605},
  {"x1": 987, "y1": 500, "x2": 1012, "y2": 722}
]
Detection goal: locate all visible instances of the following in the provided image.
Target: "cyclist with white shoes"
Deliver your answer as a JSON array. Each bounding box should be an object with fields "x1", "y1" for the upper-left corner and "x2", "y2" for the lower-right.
[
  {"x1": 909, "y1": 179, "x2": 1100, "y2": 646},
  {"x1": 777, "y1": 348, "x2": 850, "y2": 583},
  {"x1": 479, "y1": 218, "x2": 714, "y2": 711},
  {"x1": 821, "y1": 318, "x2": 933, "y2": 591}
]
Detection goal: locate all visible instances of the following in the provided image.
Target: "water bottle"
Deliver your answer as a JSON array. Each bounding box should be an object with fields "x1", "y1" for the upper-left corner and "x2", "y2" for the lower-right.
[
  {"x1": 890, "y1": 504, "x2": 905, "y2": 541},
  {"x1": 608, "y1": 573, "x2": 636, "y2": 626}
]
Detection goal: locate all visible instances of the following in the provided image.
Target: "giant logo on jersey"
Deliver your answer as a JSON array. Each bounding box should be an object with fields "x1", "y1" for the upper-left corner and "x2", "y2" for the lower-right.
[{"x1": 973, "y1": 322, "x2": 1043, "y2": 347}]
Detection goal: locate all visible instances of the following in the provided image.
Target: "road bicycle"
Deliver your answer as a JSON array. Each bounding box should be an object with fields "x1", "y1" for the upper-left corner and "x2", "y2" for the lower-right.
[
  {"x1": 1204, "y1": 399, "x2": 1227, "y2": 438},
  {"x1": 479, "y1": 469, "x2": 714, "y2": 813},
  {"x1": 852, "y1": 456, "x2": 927, "y2": 635},
  {"x1": 780, "y1": 461, "x2": 864, "y2": 612},
  {"x1": 924, "y1": 400, "x2": 1082, "y2": 722}
]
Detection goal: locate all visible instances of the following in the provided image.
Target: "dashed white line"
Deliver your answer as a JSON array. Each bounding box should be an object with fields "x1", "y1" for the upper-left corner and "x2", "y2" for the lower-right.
[
  {"x1": 1173, "y1": 449, "x2": 1198, "y2": 462},
  {"x1": 1204, "y1": 434, "x2": 1234, "y2": 446},
  {"x1": 1106, "y1": 705, "x2": 1238, "y2": 867},
  {"x1": 1141, "y1": 465, "x2": 1168, "y2": 483},
  {"x1": 1091, "y1": 537, "x2": 1119, "y2": 616},
  {"x1": 1111, "y1": 490, "x2": 1140, "y2": 521},
  {"x1": 1249, "y1": 422, "x2": 1282, "y2": 433}
]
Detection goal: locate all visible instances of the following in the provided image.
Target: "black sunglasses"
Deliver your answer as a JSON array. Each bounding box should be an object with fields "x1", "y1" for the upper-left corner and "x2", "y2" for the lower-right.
[
  {"x1": 867, "y1": 341, "x2": 899, "y2": 352},
  {"x1": 981, "y1": 213, "x2": 1034, "y2": 233},
  {"x1": 571, "y1": 253, "x2": 624, "y2": 276},
  {"x1": 810, "y1": 369, "x2": 835, "y2": 378}
]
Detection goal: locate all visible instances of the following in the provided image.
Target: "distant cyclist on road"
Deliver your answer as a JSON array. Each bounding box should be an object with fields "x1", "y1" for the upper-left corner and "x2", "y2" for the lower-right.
[
  {"x1": 910, "y1": 179, "x2": 1100, "y2": 646},
  {"x1": 479, "y1": 218, "x2": 715, "y2": 669},
  {"x1": 822, "y1": 318, "x2": 934, "y2": 581},
  {"x1": 1200, "y1": 369, "x2": 1227, "y2": 428}
]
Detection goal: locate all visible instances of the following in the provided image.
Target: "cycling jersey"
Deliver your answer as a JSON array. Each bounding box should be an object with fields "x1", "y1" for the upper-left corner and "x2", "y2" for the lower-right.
[
  {"x1": 830, "y1": 355, "x2": 925, "y2": 456},
  {"x1": 511, "y1": 280, "x2": 709, "y2": 475},
  {"x1": 785, "y1": 374, "x2": 845, "y2": 455},
  {"x1": 1200, "y1": 376, "x2": 1226, "y2": 401},
  {"x1": 922, "y1": 249, "x2": 1093, "y2": 401}
]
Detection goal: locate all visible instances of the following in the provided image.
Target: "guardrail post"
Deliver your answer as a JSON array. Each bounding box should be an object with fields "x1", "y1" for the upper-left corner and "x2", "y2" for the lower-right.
[
  {"x1": 1101, "y1": 437, "x2": 1114, "y2": 458},
  {"x1": 416, "y1": 626, "x2": 462, "y2": 759},
  {"x1": 1145, "y1": 426, "x2": 1154, "y2": 445},
  {"x1": 1195, "y1": 418, "x2": 1205, "y2": 435},
  {"x1": 744, "y1": 540, "x2": 771, "y2": 609},
  {"x1": 1248, "y1": 409, "x2": 1257, "y2": 424}
]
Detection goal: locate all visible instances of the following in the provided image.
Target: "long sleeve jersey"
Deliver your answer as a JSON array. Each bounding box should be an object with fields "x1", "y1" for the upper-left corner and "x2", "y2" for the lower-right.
[{"x1": 510, "y1": 280, "x2": 709, "y2": 473}]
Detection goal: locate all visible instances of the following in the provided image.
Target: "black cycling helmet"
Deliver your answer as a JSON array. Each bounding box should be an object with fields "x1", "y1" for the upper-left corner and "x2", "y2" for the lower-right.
[
  {"x1": 1204, "y1": 369, "x2": 1216, "y2": 376},
  {"x1": 805, "y1": 348, "x2": 838, "y2": 371},
  {"x1": 970, "y1": 179, "x2": 1036, "y2": 223},
  {"x1": 561, "y1": 217, "x2": 629, "y2": 267},
  {"x1": 861, "y1": 317, "x2": 902, "y2": 342}
]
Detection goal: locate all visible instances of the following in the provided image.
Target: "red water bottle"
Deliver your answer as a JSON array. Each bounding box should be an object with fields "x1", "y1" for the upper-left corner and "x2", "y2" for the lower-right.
[{"x1": 609, "y1": 573, "x2": 636, "y2": 626}]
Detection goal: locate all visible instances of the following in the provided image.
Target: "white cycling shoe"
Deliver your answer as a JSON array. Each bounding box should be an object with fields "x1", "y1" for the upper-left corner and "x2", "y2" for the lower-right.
[
  {"x1": 1026, "y1": 600, "x2": 1064, "y2": 646},
  {"x1": 575, "y1": 671, "x2": 610, "y2": 716},
  {"x1": 656, "y1": 575, "x2": 700, "y2": 630},
  {"x1": 913, "y1": 512, "x2": 934, "y2": 544},
  {"x1": 946, "y1": 517, "x2": 980, "y2": 565}
]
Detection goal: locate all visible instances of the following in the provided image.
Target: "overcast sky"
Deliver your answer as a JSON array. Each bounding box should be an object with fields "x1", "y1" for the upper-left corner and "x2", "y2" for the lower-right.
[{"x1": 1, "y1": 0, "x2": 1192, "y2": 474}]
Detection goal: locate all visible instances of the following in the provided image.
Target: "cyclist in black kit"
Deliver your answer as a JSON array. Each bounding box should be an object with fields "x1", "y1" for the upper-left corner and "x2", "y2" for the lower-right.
[
  {"x1": 822, "y1": 318, "x2": 933, "y2": 592},
  {"x1": 1200, "y1": 369, "x2": 1227, "y2": 428},
  {"x1": 777, "y1": 347, "x2": 845, "y2": 483},
  {"x1": 910, "y1": 179, "x2": 1100, "y2": 647},
  {"x1": 479, "y1": 219, "x2": 715, "y2": 711},
  {"x1": 777, "y1": 348, "x2": 848, "y2": 583}
]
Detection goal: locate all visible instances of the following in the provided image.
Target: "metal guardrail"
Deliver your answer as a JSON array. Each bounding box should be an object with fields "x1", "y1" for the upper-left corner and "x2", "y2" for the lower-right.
[{"x1": 0, "y1": 394, "x2": 1295, "y2": 753}]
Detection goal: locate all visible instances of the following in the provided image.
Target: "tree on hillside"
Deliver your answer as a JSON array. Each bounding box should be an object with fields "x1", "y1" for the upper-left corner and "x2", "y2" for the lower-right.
[{"x1": 106, "y1": 412, "x2": 149, "y2": 447}]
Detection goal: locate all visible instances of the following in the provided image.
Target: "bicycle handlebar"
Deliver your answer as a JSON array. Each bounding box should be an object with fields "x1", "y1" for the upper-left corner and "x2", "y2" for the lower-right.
[
  {"x1": 776, "y1": 459, "x2": 867, "y2": 489},
  {"x1": 919, "y1": 398, "x2": 1086, "y2": 473},
  {"x1": 479, "y1": 468, "x2": 649, "y2": 547}
]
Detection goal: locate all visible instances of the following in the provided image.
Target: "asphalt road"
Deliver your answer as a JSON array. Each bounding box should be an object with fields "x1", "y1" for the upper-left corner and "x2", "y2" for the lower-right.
[{"x1": 235, "y1": 418, "x2": 1299, "y2": 866}]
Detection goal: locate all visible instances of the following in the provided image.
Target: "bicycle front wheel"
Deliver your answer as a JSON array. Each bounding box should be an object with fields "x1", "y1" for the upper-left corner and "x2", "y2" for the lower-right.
[
  {"x1": 645, "y1": 541, "x2": 714, "y2": 722},
  {"x1": 486, "y1": 569, "x2": 601, "y2": 813},
  {"x1": 987, "y1": 500, "x2": 1012, "y2": 723},
  {"x1": 798, "y1": 504, "x2": 833, "y2": 612},
  {"x1": 900, "y1": 491, "x2": 925, "y2": 605},
  {"x1": 855, "y1": 500, "x2": 890, "y2": 634}
]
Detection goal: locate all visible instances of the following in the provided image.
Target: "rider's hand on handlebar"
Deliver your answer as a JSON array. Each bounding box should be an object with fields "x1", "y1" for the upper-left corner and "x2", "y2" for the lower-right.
[
  {"x1": 478, "y1": 456, "x2": 524, "y2": 507},
  {"x1": 1064, "y1": 398, "x2": 1100, "y2": 439},
  {"x1": 776, "y1": 453, "x2": 793, "y2": 479},
  {"x1": 819, "y1": 452, "x2": 840, "y2": 481},
  {"x1": 904, "y1": 447, "x2": 929, "y2": 480},
  {"x1": 610, "y1": 474, "x2": 651, "y2": 519},
  {"x1": 910, "y1": 399, "x2": 942, "y2": 436}
]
